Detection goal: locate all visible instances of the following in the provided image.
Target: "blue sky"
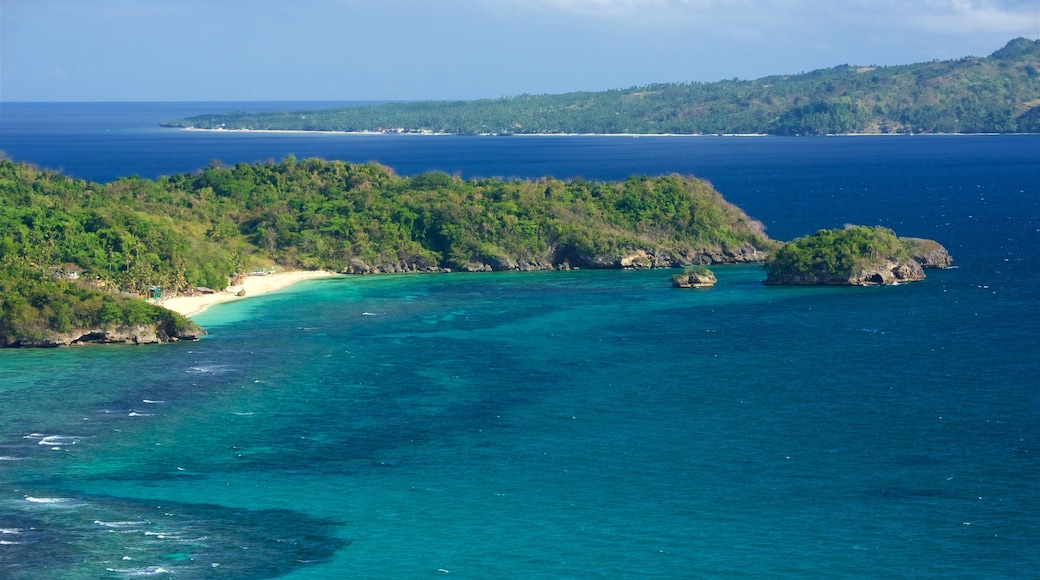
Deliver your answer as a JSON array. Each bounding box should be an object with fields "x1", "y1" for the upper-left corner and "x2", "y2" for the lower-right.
[{"x1": 2, "y1": 0, "x2": 1038, "y2": 101}]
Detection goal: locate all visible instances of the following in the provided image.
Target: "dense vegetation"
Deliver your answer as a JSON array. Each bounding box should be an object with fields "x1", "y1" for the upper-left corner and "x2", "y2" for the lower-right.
[
  {"x1": 0, "y1": 163, "x2": 205, "y2": 345},
  {"x1": 164, "y1": 38, "x2": 1040, "y2": 136},
  {"x1": 1, "y1": 157, "x2": 775, "y2": 343},
  {"x1": 765, "y1": 225, "x2": 916, "y2": 284},
  {"x1": 0, "y1": 264, "x2": 199, "y2": 346}
]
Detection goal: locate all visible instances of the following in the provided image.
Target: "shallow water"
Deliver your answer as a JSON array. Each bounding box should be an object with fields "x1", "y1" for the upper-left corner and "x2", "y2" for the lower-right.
[{"x1": 2, "y1": 262, "x2": 1039, "y2": 578}]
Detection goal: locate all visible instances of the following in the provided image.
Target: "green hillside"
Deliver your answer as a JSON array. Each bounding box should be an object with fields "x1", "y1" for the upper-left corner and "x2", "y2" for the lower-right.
[
  {"x1": 163, "y1": 38, "x2": 1040, "y2": 136},
  {"x1": 0, "y1": 157, "x2": 776, "y2": 344}
]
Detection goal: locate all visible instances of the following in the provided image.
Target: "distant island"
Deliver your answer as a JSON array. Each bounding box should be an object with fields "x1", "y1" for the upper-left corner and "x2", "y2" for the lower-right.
[{"x1": 162, "y1": 38, "x2": 1040, "y2": 136}]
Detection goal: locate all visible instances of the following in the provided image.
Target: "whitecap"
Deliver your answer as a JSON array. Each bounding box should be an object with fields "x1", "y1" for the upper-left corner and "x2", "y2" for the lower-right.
[
  {"x1": 94, "y1": 520, "x2": 147, "y2": 528},
  {"x1": 362, "y1": 311, "x2": 380, "y2": 316},
  {"x1": 38, "y1": 435, "x2": 80, "y2": 446},
  {"x1": 142, "y1": 400, "x2": 165, "y2": 404},
  {"x1": 174, "y1": 535, "x2": 209, "y2": 544},
  {"x1": 0, "y1": 528, "x2": 22, "y2": 534},
  {"x1": 104, "y1": 567, "x2": 171, "y2": 577},
  {"x1": 0, "y1": 456, "x2": 27, "y2": 461},
  {"x1": 143, "y1": 531, "x2": 181, "y2": 538},
  {"x1": 128, "y1": 412, "x2": 154, "y2": 417},
  {"x1": 187, "y1": 364, "x2": 231, "y2": 374},
  {"x1": 25, "y1": 496, "x2": 75, "y2": 505},
  {"x1": 0, "y1": 540, "x2": 21, "y2": 545}
]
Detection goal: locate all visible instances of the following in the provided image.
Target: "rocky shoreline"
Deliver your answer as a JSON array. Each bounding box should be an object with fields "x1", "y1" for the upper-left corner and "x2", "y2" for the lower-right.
[
  {"x1": 342, "y1": 243, "x2": 771, "y2": 274},
  {"x1": 4, "y1": 232, "x2": 953, "y2": 348},
  {"x1": 6, "y1": 323, "x2": 205, "y2": 348}
]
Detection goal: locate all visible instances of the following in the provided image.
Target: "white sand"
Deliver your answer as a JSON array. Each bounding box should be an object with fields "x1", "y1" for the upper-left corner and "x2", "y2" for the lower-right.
[{"x1": 161, "y1": 270, "x2": 336, "y2": 318}]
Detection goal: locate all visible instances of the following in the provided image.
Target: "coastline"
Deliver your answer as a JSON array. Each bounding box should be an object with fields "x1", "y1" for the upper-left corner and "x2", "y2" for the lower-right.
[
  {"x1": 177, "y1": 127, "x2": 771, "y2": 137},
  {"x1": 171, "y1": 126, "x2": 1020, "y2": 137},
  {"x1": 160, "y1": 270, "x2": 336, "y2": 318}
]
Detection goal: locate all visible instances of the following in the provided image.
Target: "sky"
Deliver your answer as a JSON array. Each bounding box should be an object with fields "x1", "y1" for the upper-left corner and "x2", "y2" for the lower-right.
[{"x1": 2, "y1": 0, "x2": 1038, "y2": 102}]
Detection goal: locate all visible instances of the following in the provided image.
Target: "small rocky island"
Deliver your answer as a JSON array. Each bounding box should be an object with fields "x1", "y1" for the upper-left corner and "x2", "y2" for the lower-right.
[
  {"x1": 671, "y1": 266, "x2": 717, "y2": 288},
  {"x1": 765, "y1": 225, "x2": 952, "y2": 286}
]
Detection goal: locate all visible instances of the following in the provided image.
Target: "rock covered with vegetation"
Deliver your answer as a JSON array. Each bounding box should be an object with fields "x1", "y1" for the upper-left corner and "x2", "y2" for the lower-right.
[
  {"x1": 0, "y1": 267, "x2": 203, "y2": 347},
  {"x1": 164, "y1": 38, "x2": 1040, "y2": 136},
  {"x1": 765, "y1": 226, "x2": 952, "y2": 286},
  {"x1": 0, "y1": 157, "x2": 776, "y2": 345},
  {"x1": 671, "y1": 266, "x2": 717, "y2": 288}
]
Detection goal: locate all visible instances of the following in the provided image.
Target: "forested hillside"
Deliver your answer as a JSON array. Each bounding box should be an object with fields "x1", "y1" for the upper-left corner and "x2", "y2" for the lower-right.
[
  {"x1": 164, "y1": 38, "x2": 1040, "y2": 136},
  {"x1": 0, "y1": 157, "x2": 775, "y2": 343}
]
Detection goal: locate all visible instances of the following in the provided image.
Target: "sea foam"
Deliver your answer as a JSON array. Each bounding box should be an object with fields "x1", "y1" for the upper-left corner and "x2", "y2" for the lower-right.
[{"x1": 25, "y1": 496, "x2": 76, "y2": 506}]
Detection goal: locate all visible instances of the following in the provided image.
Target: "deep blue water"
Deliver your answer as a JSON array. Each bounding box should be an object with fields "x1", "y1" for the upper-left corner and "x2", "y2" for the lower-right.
[{"x1": 1, "y1": 103, "x2": 1039, "y2": 578}]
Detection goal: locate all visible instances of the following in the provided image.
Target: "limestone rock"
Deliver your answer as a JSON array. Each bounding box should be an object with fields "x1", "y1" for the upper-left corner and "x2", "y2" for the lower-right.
[
  {"x1": 8, "y1": 324, "x2": 204, "y2": 348},
  {"x1": 621, "y1": 250, "x2": 656, "y2": 269},
  {"x1": 901, "y1": 237, "x2": 953, "y2": 268},
  {"x1": 847, "y1": 260, "x2": 926, "y2": 286},
  {"x1": 671, "y1": 267, "x2": 717, "y2": 288}
]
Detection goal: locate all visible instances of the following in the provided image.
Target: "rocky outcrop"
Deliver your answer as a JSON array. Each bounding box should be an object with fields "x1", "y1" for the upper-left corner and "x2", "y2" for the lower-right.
[
  {"x1": 901, "y1": 237, "x2": 954, "y2": 269},
  {"x1": 765, "y1": 226, "x2": 952, "y2": 286},
  {"x1": 669, "y1": 243, "x2": 772, "y2": 266},
  {"x1": 620, "y1": 250, "x2": 656, "y2": 269},
  {"x1": 766, "y1": 257, "x2": 927, "y2": 286},
  {"x1": 671, "y1": 267, "x2": 717, "y2": 288},
  {"x1": 7, "y1": 324, "x2": 204, "y2": 348},
  {"x1": 341, "y1": 257, "x2": 451, "y2": 274},
  {"x1": 848, "y1": 259, "x2": 925, "y2": 285},
  {"x1": 340, "y1": 242, "x2": 774, "y2": 275},
  {"x1": 554, "y1": 242, "x2": 774, "y2": 271}
]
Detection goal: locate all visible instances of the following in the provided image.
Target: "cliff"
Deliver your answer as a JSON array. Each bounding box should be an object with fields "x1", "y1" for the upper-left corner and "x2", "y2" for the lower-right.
[
  {"x1": 3, "y1": 322, "x2": 204, "y2": 348},
  {"x1": 902, "y1": 237, "x2": 954, "y2": 269}
]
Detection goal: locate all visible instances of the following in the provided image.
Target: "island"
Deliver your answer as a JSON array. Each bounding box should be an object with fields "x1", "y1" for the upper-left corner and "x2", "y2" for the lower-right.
[
  {"x1": 1, "y1": 157, "x2": 956, "y2": 346},
  {"x1": 161, "y1": 38, "x2": 1040, "y2": 136},
  {"x1": 764, "y1": 226, "x2": 952, "y2": 286},
  {"x1": 0, "y1": 157, "x2": 776, "y2": 347},
  {"x1": 671, "y1": 266, "x2": 717, "y2": 288}
]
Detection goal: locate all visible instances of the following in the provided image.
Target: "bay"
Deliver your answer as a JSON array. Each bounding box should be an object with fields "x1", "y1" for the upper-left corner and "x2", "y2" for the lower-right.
[{"x1": 0, "y1": 102, "x2": 1038, "y2": 578}]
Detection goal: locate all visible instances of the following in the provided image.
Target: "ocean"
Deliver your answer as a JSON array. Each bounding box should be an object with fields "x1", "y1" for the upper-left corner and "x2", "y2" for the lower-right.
[{"x1": 1, "y1": 102, "x2": 1038, "y2": 578}]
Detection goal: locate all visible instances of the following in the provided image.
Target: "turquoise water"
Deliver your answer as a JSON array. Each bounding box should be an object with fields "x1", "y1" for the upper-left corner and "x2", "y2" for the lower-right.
[
  {"x1": 1, "y1": 106, "x2": 1039, "y2": 577},
  {"x1": 2, "y1": 263, "x2": 1039, "y2": 578}
]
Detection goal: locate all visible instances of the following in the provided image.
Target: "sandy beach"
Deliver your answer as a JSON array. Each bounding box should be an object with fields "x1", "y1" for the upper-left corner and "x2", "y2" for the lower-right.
[{"x1": 161, "y1": 270, "x2": 336, "y2": 318}]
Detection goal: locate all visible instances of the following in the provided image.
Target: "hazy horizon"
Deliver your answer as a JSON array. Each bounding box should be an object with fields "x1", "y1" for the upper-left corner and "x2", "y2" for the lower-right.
[{"x1": 2, "y1": 0, "x2": 1038, "y2": 102}]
